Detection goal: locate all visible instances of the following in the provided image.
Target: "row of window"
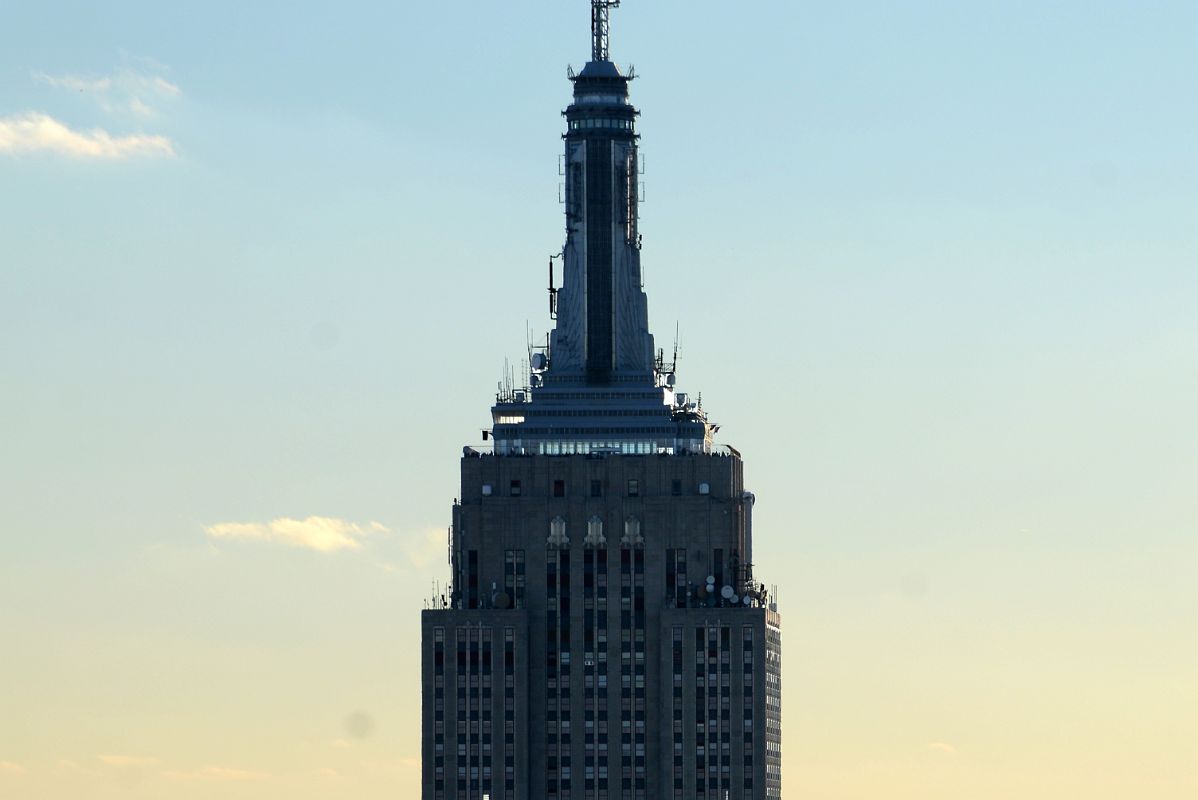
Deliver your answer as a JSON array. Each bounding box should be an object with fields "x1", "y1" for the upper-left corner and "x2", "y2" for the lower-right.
[
  {"x1": 621, "y1": 549, "x2": 646, "y2": 797},
  {"x1": 567, "y1": 117, "x2": 635, "y2": 132},
  {"x1": 665, "y1": 625, "x2": 759, "y2": 800},
  {"x1": 539, "y1": 440, "x2": 663, "y2": 455},
  {"x1": 517, "y1": 390, "x2": 660, "y2": 400},
  {"x1": 765, "y1": 626, "x2": 783, "y2": 798},
  {"x1": 584, "y1": 546, "x2": 609, "y2": 793},
  {"x1": 431, "y1": 626, "x2": 518, "y2": 800},
  {"x1": 485, "y1": 477, "x2": 707, "y2": 497},
  {"x1": 503, "y1": 550, "x2": 526, "y2": 609},
  {"x1": 505, "y1": 408, "x2": 668, "y2": 417},
  {"x1": 496, "y1": 439, "x2": 714, "y2": 456},
  {"x1": 547, "y1": 549, "x2": 570, "y2": 796},
  {"x1": 434, "y1": 621, "x2": 447, "y2": 800}
]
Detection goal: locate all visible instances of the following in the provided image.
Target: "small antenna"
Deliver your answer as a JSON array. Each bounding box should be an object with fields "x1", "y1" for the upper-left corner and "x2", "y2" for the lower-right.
[
  {"x1": 673, "y1": 322, "x2": 681, "y2": 370},
  {"x1": 591, "y1": 0, "x2": 621, "y2": 62},
  {"x1": 548, "y1": 254, "x2": 560, "y2": 319}
]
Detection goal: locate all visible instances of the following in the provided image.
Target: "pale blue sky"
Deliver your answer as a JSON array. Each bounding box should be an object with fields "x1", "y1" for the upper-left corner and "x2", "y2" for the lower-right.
[{"x1": 2, "y1": 2, "x2": 1196, "y2": 798}]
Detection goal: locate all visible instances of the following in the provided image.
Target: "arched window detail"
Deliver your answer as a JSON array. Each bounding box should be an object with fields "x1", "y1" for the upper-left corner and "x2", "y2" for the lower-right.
[
  {"x1": 621, "y1": 515, "x2": 644, "y2": 548},
  {"x1": 584, "y1": 514, "x2": 606, "y2": 548},
  {"x1": 548, "y1": 516, "x2": 569, "y2": 549}
]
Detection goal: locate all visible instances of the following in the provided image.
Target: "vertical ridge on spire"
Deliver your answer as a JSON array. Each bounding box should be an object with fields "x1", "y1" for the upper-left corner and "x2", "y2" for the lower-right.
[{"x1": 591, "y1": 0, "x2": 620, "y2": 62}]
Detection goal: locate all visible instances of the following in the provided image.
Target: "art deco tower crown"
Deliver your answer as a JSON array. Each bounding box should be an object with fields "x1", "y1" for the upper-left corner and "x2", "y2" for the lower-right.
[{"x1": 490, "y1": 0, "x2": 713, "y2": 459}]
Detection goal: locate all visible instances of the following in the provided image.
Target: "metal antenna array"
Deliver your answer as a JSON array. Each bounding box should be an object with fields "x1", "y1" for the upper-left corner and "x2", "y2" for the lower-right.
[{"x1": 591, "y1": 0, "x2": 621, "y2": 62}]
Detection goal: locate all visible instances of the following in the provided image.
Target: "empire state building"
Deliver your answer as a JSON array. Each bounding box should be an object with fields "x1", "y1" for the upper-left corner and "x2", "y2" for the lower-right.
[{"x1": 421, "y1": 3, "x2": 783, "y2": 799}]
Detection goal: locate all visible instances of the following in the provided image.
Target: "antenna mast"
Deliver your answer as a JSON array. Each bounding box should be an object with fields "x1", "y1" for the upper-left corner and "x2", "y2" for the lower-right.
[{"x1": 591, "y1": 0, "x2": 621, "y2": 62}]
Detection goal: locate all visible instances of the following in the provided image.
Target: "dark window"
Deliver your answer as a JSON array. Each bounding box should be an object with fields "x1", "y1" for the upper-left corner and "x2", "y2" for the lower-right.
[
  {"x1": 467, "y1": 549, "x2": 480, "y2": 609},
  {"x1": 590, "y1": 479, "x2": 602, "y2": 498},
  {"x1": 553, "y1": 479, "x2": 566, "y2": 498},
  {"x1": 510, "y1": 479, "x2": 522, "y2": 497},
  {"x1": 671, "y1": 479, "x2": 682, "y2": 496},
  {"x1": 627, "y1": 479, "x2": 639, "y2": 497}
]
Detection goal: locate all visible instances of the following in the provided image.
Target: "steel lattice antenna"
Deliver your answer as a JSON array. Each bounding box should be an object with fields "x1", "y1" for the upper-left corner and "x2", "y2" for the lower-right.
[{"x1": 591, "y1": 0, "x2": 621, "y2": 62}]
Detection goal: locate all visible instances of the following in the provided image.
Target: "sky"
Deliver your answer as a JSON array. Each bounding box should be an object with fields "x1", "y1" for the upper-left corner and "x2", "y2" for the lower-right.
[{"x1": 1, "y1": 1, "x2": 1196, "y2": 798}]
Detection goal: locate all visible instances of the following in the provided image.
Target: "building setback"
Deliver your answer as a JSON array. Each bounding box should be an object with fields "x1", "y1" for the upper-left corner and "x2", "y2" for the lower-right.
[{"x1": 421, "y1": 4, "x2": 782, "y2": 800}]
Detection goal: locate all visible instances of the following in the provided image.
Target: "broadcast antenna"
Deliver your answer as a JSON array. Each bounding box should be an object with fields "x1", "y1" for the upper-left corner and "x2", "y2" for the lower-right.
[{"x1": 592, "y1": 0, "x2": 621, "y2": 62}]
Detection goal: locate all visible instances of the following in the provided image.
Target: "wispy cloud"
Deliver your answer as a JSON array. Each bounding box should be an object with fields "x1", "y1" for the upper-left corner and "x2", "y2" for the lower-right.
[
  {"x1": 34, "y1": 73, "x2": 113, "y2": 93},
  {"x1": 34, "y1": 64, "x2": 181, "y2": 117},
  {"x1": 0, "y1": 112, "x2": 175, "y2": 159},
  {"x1": 205, "y1": 517, "x2": 389, "y2": 553},
  {"x1": 162, "y1": 766, "x2": 270, "y2": 781},
  {"x1": 98, "y1": 755, "x2": 159, "y2": 768},
  {"x1": 0, "y1": 761, "x2": 26, "y2": 775},
  {"x1": 9, "y1": 57, "x2": 180, "y2": 161},
  {"x1": 928, "y1": 741, "x2": 958, "y2": 755}
]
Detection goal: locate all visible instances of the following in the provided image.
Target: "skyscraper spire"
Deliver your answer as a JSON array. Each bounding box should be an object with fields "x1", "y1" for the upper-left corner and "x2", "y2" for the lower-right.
[
  {"x1": 485, "y1": 0, "x2": 713, "y2": 457},
  {"x1": 591, "y1": 0, "x2": 620, "y2": 62}
]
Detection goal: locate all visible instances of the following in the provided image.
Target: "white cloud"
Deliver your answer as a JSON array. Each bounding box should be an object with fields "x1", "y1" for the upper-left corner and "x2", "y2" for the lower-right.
[
  {"x1": 98, "y1": 755, "x2": 158, "y2": 768},
  {"x1": 34, "y1": 73, "x2": 112, "y2": 93},
  {"x1": 0, "y1": 761, "x2": 26, "y2": 775},
  {"x1": 0, "y1": 112, "x2": 175, "y2": 159},
  {"x1": 205, "y1": 517, "x2": 389, "y2": 553},
  {"x1": 162, "y1": 766, "x2": 269, "y2": 781},
  {"x1": 129, "y1": 97, "x2": 155, "y2": 118},
  {"x1": 34, "y1": 65, "x2": 181, "y2": 117},
  {"x1": 928, "y1": 741, "x2": 958, "y2": 755}
]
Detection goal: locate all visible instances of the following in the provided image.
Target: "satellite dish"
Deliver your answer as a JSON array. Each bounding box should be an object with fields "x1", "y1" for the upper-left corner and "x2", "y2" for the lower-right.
[
  {"x1": 721, "y1": 585, "x2": 735, "y2": 599},
  {"x1": 494, "y1": 592, "x2": 512, "y2": 609},
  {"x1": 531, "y1": 353, "x2": 548, "y2": 371},
  {"x1": 706, "y1": 575, "x2": 715, "y2": 586},
  {"x1": 743, "y1": 595, "x2": 752, "y2": 606}
]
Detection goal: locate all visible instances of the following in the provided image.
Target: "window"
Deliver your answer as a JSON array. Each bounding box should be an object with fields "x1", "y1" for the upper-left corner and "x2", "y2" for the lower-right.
[
  {"x1": 467, "y1": 550, "x2": 480, "y2": 609},
  {"x1": 627, "y1": 479, "x2": 639, "y2": 497},
  {"x1": 591, "y1": 480, "x2": 602, "y2": 498},
  {"x1": 510, "y1": 479, "x2": 522, "y2": 497},
  {"x1": 671, "y1": 479, "x2": 682, "y2": 496},
  {"x1": 553, "y1": 479, "x2": 566, "y2": 498},
  {"x1": 482, "y1": 484, "x2": 493, "y2": 496}
]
